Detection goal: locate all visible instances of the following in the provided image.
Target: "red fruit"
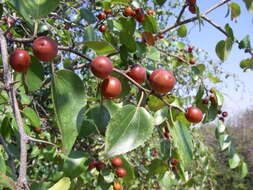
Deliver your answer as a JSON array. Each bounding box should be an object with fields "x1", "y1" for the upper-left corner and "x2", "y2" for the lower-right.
[
  {"x1": 171, "y1": 166, "x2": 178, "y2": 172},
  {"x1": 149, "y1": 69, "x2": 176, "y2": 94},
  {"x1": 101, "y1": 76, "x2": 122, "y2": 99},
  {"x1": 189, "y1": 5, "x2": 196, "y2": 14},
  {"x1": 64, "y1": 25, "x2": 70, "y2": 30},
  {"x1": 5, "y1": 31, "x2": 13, "y2": 39},
  {"x1": 164, "y1": 131, "x2": 170, "y2": 139},
  {"x1": 113, "y1": 182, "x2": 122, "y2": 190},
  {"x1": 7, "y1": 17, "x2": 15, "y2": 25},
  {"x1": 91, "y1": 56, "x2": 113, "y2": 78},
  {"x1": 187, "y1": 45, "x2": 193, "y2": 53},
  {"x1": 97, "y1": 12, "x2": 106, "y2": 20},
  {"x1": 170, "y1": 158, "x2": 179, "y2": 166},
  {"x1": 32, "y1": 36, "x2": 58, "y2": 62},
  {"x1": 104, "y1": 9, "x2": 113, "y2": 15},
  {"x1": 124, "y1": 7, "x2": 135, "y2": 17},
  {"x1": 111, "y1": 157, "x2": 123, "y2": 167},
  {"x1": 116, "y1": 168, "x2": 127, "y2": 178},
  {"x1": 151, "y1": 149, "x2": 158, "y2": 157},
  {"x1": 99, "y1": 25, "x2": 107, "y2": 32},
  {"x1": 158, "y1": 34, "x2": 164, "y2": 39},
  {"x1": 127, "y1": 64, "x2": 146, "y2": 84},
  {"x1": 96, "y1": 161, "x2": 106, "y2": 171},
  {"x1": 87, "y1": 160, "x2": 97, "y2": 171},
  {"x1": 202, "y1": 98, "x2": 209, "y2": 105},
  {"x1": 33, "y1": 127, "x2": 42, "y2": 134},
  {"x1": 222, "y1": 111, "x2": 228, "y2": 118},
  {"x1": 189, "y1": 58, "x2": 196, "y2": 65},
  {"x1": 187, "y1": 0, "x2": 196, "y2": 6},
  {"x1": 185, "y1": 106, "x2": 203, "y2": 123},
  {"x1": 209, "y1": 94, "x2": 217, "y2": 105},
  {"x1": 135, "y1": 8, "x2": 145, "y2": 22},
  {"x1": 147, "y1": 10, "x2": 155, "y2": 15},
  {"x1": 10, "y1": 49, "x2": 31, "y2": 72}
]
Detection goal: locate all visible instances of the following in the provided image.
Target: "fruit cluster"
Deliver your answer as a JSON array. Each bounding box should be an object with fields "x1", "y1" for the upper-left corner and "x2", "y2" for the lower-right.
[
  {"x1": 10, "y1": 36, "x2": 58, "y2": 72},
  {"x1": 187, "y1": 0, "x2": 197, "y2": 14}
]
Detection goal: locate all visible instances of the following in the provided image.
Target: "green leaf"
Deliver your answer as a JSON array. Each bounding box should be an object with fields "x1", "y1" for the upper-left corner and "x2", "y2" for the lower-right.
[
  {"x1": 84, "y1": 41, "x2": 117, "y2": 55},
  {"x1": 229, "y1": 153, "x2": 240, "y2": 169},
  {"x1": 103, "y1": 100, "x2": 122, "y2": 116},
  {"x1": 225, "y1": 24, "x2": 234, "y2": 42},
  {"x1": 203, "y1": 104, "x2": 219, "y2": 123},
  {"x1": 26, "y1": 57, "x2": 44, "y2": 92},
  {"x1": 119, "y1": 32, "x2": 136, "y2": 52},
  {"x1": 168, "y1": 121, "x2": 193, "y2": 168},
  {"x1": 155, "y1": 0, "x2": 167, "y2": 6},
  {"x1": 52, "y1": 70, "x2": 85, "y2": 155},
  {"x1": 8, "y1": 0, "x2": 59, "y2": 19},
  {"x1": 84, "y1": 104, "x2": 110, "y2": 134},
  {"x1": 0, "y1": 173, "x2": 15, "y2": 190},
  {"x1": 208, "y1": 72, "x2": 221, "y2": 83},
  {"x1": 239, "y1": 35, "x2": 251, "y2": 49},
  {"x1": 229, "y1": 2, "x2": 241, "y2": 19},
  {"x1": 80, "y1": 8, "x2": 96, "y2": 24},
  {"x1": 118, "y1": 17, "x2": 136, "y2": 35},
  {"x1": 240, "y1": 58, "x2": 253, "y2": 70},
  {"x1": 215, "y1": 38, "x2": 233, "y2": 61},
  {"x1": 142, "y1": 15, "x2": 158, "y2": 33},
  {"x1": 0, "y1": 153, "x2": 6, "y2": 174},
  {"x1": 177, "y1": 25, "x2": 187, "y2": 38},
  {"x1": 159, "y1": 172, "x2": 176, "y2": 190},
  {"x1": 22, "y1": 107, "x2": 41, "y2": 128},
  {"x1": 105, "y1": 105, "x2": 154, "y2": 157},
  {"x1": 243, "y1": 0, "x2": 253, "y2": 12},
  {"x1": 147, "y1": 159, "x2": 168, "y2": 178},
  {"x1": 212, "y1": 89, "x2": 224, "y2": 107},
  {"x1": 62, "y1": 151, "x2": 88, "y2": 178},
  {"x1": 79, "y1": 119, "x2": 98, "y2": 137},
  {"x1": 218, "y1": 134, "x2": 231, "y2": 151},
  {"x1": 111, "y1": 0, "x2": 132, "y2": 4},
  {"x1": 147, "y1": 46, "x2": 160, "y2": 61},
  {"x1": 84, "y1": 26, "x2": 98, "y2": 41},
  {"x1": 154, "y1": 107, "x2": 168, "y2": 125},
  {"x1": 120, "y1": 156, "x2": 136, "y2": 184},
  {"x1": 111, "y1": 72, "x2": 131, "y2": 99},
  {"x1": 240, "y1": 161, "x2": 248, "y2": 178},
  {"x1": 216, "y1": 120, "x2": 226, "y2": 133},
  {"x1": 48, "y1": 177, "x2": 71, "y2": 190}
]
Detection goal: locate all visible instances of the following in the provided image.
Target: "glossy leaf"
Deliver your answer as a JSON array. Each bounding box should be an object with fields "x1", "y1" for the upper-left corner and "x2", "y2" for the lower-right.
[
  {"x1": 84, "y1": 104, "x2": 110, "y2": 134},
  {"x1": 8, "y1": 0, "x2": 59, "y2": 19},
  {"x1": 48, "y1": 177, "x2": 71, "y2": 190},
  {"x1": 147, "y1": 159, "x2": 168, "y2": 177},
  {"x1": 62, "y1": 151, "x2": 88, "y2": 178},
  {"x1": 154, "y1": 107, "x2": 168, "y2": 125},
  {"x1": 26, "y1": 57, "x2": 44, "y2": 92},
  {"x1": 215, "y1": 38, "x2": 233, "y2": 61},
  {"x1": 219, "y1": 134, "x2": 231, "y2": 151},
  {"x1": 52, "y1": 69, "x2": 85, "y2": 155},
  {"x1": 229, "y1": 153, "x2": 240, "y2": 169},
  {"x1": 111, "y1": 0, "x2": 132, "y2": 4},
  {"x1": 84, "y1": 41, "x2": 117, "y2": 55},
  {"x1": 118, "y1": 17, "x2": 136, "y2": 35},
  {"x1": 119, "y1": 32, "x2": 136, "y2": 52},
  {"x1": 105, "y1": 105, "x2": 154, "y2": 157},
  {"x1": 238, "y1": 35, "x2": 251, "y2": 49},
  {"x1": 240, "y1": 161, "x2": 248, "y2": 178},
  {"x1": 143, "y1": 15, "x2": 158, "y2": 33},
  {"x1": 169, "y1": 121, "x2": 193, "y2": 168},
  {"x1": 22, "y1": 107, "x2": 41, "y2": 128}
]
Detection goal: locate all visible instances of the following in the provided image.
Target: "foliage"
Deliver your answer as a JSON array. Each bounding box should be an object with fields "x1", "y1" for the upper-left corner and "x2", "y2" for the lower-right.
[{"x1": 0, "y1": 0, "x2": 252, "y2": 189}]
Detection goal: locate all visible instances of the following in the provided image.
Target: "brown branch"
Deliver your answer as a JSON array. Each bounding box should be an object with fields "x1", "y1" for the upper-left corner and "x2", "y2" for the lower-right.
[
  {"x1": 0, "y1": 31, "x2": 29, "y2": 189},
  {"x1": 157, "y1": 48, "x2": 188, "y2": 64},
  {"x1": 176, "y1": 4, "x2": 188, "y2": 24},
  {"x1": 112, "y1": 68, "x2": 151, "y2": 94},
  {"x1": 6, "y1": 36, "x2": 35, "y2": 43},
  {"x1": 58, "y1": 46, "x2": 92, "y2": 62},
  {"x1": 201, "y1": 16, "x2": 228, "y2": 37},
  {"x1": 28, "y1": 137, "x2": 57, "y2": 146},
  {"x1": 160, "y1": 0, "x2": 232, "y2": 34}
]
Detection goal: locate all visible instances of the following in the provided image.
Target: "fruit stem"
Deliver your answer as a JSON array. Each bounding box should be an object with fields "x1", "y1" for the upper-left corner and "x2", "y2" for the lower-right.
[{"x1": 137, "y1": 91, "x2": 144, "y2": 107}]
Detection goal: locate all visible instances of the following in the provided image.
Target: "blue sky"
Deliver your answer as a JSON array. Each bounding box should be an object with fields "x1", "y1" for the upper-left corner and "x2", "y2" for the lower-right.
[{"x1": 185, "y1": 0, "x2": 253, "y2": 114}]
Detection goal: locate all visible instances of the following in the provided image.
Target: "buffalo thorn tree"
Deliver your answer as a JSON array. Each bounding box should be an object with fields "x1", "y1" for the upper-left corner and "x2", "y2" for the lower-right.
[{"x1": 0, "y1": 0, "x2": 251, "y2": 189}]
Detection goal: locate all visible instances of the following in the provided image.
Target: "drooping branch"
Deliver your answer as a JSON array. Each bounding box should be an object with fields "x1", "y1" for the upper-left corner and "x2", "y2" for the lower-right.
[
  {"x1": 58, "y1": 46, "x2": 92, "y2": 62},
  {"x1": 201, "y1": 16, "x2": 228, "y2": 37},
  {"x1": 0, "y1": 30, "x2": 29, "y2": 190}
]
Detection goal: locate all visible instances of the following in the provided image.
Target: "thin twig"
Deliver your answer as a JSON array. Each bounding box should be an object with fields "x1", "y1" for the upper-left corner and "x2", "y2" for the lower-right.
[
  {"x1": 157, "y1": 47, "x2": 188, "y2": 64},
  {"x1": 176, "y1": 4, "x2": 187, "y2": 24},
  {"x1": 58, "y1": 46, "x2": 92, "y2": 62},
  {"x1": 28, "y1": 137, "x2": 57, "y2": 146},
  {"x1": 201, "y1": 16, "x2": 228, "y2": 36},
  {"x1": 0, "y1": 30, "x2": 29, "y2": 189}
]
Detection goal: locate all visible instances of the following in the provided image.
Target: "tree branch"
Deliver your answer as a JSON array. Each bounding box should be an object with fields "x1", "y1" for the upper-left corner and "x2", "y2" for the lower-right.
[
  {"x1": 0, "y1": 30, "x2": 29, "y2": 190},
  {"x1": 58, "y1": 46, "x2": 92, "y2": 62},
  {"x1": 176, "y1": 4, "x2": 188, "y2": 24},
  {"x1": 201, "y1": 16, "x2": 228, "y2": 37}
]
